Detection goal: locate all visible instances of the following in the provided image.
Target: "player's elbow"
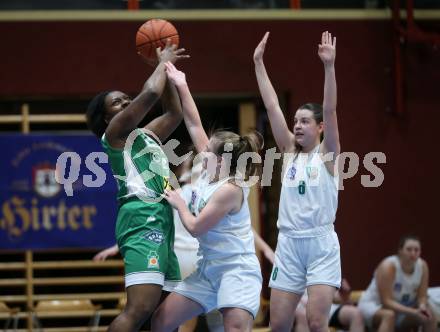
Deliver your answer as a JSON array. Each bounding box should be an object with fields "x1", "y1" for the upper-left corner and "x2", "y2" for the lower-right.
[
  {"x1": 381, "y1": 298, "x2": 394, "y2": 309},
  {"x1": 144, "y1": 83, "x2": 162, "y2": 100},
  {"x1": 323, "y1": 106, "x2": 337, "y2": 115},
  {"x1": 265, "y1": 101, "x2": 279, "y2": 112},
  {"x1": 188, "y1": 224, "x2": 205, "y2": 238}
]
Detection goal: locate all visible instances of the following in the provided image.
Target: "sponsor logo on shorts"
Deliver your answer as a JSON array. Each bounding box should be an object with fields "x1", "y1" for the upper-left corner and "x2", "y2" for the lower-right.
[
  {"x1": 148, "y1": 251, "x2": 159, "y2": 269},
  {"x1": 142, "y1": 230, "x2": 164, "y2": 245}
]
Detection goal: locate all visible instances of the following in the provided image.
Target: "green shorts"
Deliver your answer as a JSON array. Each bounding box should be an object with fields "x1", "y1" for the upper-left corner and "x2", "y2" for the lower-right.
[{"x1": 115, "y1": 199, "x2": 181, "y2": 289}]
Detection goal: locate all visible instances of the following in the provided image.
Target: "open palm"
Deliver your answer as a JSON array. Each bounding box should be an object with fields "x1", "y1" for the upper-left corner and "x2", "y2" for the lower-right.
[
  {"x1": 318, "y1": 31, "x2": 336, "y2": 65},
  {"x1": 254, "y1": 32, "x2": 269, "y2": 62},
  {"x1": 164, "y1": 61, "x2": 187, "y2": 86}
]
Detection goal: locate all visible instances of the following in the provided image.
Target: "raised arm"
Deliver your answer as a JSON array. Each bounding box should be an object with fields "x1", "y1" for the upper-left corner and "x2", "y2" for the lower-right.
[
  {"x1": 164, "y1": 61, "x2": 209, "y2": 154},
  {"x1": 254, "y1": 32, "x2": 295, "y2": 153},
  {"x1": 318, "y1": 31, "x2": 340, "y2": 158},
  {"x1": 144, "y1": 78, "x2": 183, "y2": 142},
  {"x1": 105, "y1": 42, "x2": 188, "y2": 148}
]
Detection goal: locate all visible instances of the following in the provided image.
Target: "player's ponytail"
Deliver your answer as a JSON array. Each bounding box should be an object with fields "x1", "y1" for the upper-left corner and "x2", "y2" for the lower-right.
[{"x1": 211, "y1": 130, "x2": 263, "y2": 181}]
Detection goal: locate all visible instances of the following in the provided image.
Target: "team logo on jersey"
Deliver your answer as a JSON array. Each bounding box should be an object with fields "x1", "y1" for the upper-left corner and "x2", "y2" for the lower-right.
[
  {"x1": 287, "y1": 165, "x2": 296, "y2": 180},
  {"x1": 306, "y1": 166, "x2": 319, "y2": 180},
  {"x1": 394, "y1": 283, "x2": 402, "y2": 292},
  {"x1": 147, "y1": 251, "x2": 159, "y2": 269},
  {"x1": 401, "y1": 294, "x2": 410, "y2": 305},
  {"x1": 198, "y1": 199, "x2": 207, "y2": 211},
  {"x1": 189, "y1": 191, "x2": 197, "y2": 213},
  {"x1": 142, "y1": 230, "x2": 164, "y2": 245}
]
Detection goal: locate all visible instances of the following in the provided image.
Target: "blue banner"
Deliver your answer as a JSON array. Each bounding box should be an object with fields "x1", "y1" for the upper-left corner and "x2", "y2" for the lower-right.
[{"x1": 0, "y1": 134, "x2": 117, "y2": 250}]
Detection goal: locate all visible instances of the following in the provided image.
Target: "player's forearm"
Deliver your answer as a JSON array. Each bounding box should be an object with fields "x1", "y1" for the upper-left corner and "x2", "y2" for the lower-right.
[
  {"x1": 252, "y1": 228, "x2": 269, "y2": 252},
  {"x1": 323, "y1": 64, "x2": 337, "y2": 113},
  {"x1": 124, "y1": 62, "x2": 168, "y2": 127},
  {"x1": 176, "y1": 204, "x2": 199, "y2": 237},
  {"x1": 383, "y1": 298, "x2": 418, "y2": 315},
  {"x1": 417, "y1": 295, "x2": 428, "y2": 307},
  {"x1": 141, "y1": 61, "x2": 168, "y2": 97},
  {"x1": 162, "y1": 79, "x2": 183, "y2": 117},
  {"x1": 176, "y1": 83, "x2": 200, "y2": 126},
  {"x1": 176, "y1": 83, "x2": 209, "y2": 152},
  {"x1": 254, "y1": 60, "x2": 280, "y2": 113}
]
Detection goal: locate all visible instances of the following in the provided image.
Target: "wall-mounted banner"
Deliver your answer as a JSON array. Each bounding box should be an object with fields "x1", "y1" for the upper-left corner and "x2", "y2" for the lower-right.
[{"x1": 0, "y1": 134, "x2": 117, "y2": 250}]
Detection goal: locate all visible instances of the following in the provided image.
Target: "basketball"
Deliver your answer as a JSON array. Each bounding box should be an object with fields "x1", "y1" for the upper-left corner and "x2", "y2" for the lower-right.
[{"x1": 136, "y1": 19, "x2": 179, "y2": 62}]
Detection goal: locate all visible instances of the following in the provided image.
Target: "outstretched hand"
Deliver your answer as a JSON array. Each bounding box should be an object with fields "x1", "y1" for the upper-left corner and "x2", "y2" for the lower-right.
[
  {"x1": 93, "y1": 245, "x2": 119, "y2": 262},
  {"x1": 156, "y1": 39, "x2": 189, "y2": 65},
  {"x1": 253, "y1": 32, "x2": 270, "y2": 62},
  {"x1": 165, "y1": 61, "x2": 187, "y2": 87},
  {"x1": 318, "y1": 31, "x2": 336, "y2": 66}
]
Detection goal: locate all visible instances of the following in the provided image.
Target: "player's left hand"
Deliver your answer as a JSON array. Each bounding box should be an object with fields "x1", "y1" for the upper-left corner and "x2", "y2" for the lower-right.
[
  {"x1": 318, "y1": 31, "x2": 336, "y2": 65},
  {"x1": 165, "y1": 61, "x2": 187, "y2": 87}
]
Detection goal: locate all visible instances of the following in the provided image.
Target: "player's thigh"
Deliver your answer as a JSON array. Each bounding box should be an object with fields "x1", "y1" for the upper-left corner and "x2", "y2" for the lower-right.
[
  {"x1": 270, "y1": 288, "x2": 303, "y2": 327},
  {"x1": 152, "y1": 292, "x2": 204, "y2": 330},
  {"x1": 306, "y1": 284, "x2": 336, "y2": 323}
]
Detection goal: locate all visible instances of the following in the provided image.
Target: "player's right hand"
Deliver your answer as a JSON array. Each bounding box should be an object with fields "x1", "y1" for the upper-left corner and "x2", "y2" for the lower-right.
[
  {"x1": 164, "y1": 61, "x2": 187, "y2": 87},
  {"x1": 254, "y1": 32, "x2": 269, "y2": 62},
  {"x1": 158, "y1": 39, "x2": 189, "y2": 64}
]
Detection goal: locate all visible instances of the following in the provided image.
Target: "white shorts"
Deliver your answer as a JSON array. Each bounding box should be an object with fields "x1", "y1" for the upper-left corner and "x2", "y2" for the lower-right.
[
  {"x1": 269, "y1": 231, "x2": 341, "y2": 294},
  {"x1": 173, "y1": 254, "x2": 262, "y2": 318},
  {"x1": 175, "y1": 247, "x2": 199, "y2": 279}
]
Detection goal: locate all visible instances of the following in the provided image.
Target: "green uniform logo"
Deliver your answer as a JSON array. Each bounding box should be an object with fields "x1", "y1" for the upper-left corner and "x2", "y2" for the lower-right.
[
  {"x1": 298, "y1": 180, "x2": 306, "y2": 195},
  {"x1": 272, "y1": 267, "x2": 278, "y2": 281},
  {"x1": 198, "y1": 199, "x2": 207, "y2": 211},
  {"x1": 148, "y1": 251, "x2": 159, "y2": 269}
]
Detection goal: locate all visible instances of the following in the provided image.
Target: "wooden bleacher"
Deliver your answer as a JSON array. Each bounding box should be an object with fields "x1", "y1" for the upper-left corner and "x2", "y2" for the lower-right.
[{"x1": 0, "y1": 250, "x2": 125, "y2": 331}]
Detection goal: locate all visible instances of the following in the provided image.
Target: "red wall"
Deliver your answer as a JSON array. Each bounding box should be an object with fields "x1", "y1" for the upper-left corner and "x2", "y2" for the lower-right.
[{"x1": 1, "y1": 19, "x2": 438, "y2": 289}]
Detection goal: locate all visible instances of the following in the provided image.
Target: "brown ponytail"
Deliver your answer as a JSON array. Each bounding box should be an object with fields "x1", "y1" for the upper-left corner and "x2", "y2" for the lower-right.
[{"x1": 211, "y1": 130, "x2": 264, "y2": 181}]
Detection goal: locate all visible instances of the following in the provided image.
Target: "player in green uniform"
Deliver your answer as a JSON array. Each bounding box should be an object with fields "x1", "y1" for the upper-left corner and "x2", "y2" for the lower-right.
[{"x1": 86, "y1": 41, "x2": 188, "y2": 332}]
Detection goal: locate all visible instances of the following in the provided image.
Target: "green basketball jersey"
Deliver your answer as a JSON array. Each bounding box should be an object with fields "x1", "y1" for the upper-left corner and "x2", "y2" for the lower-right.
[{"x1": 101, "y1": 128, "x2": 170, "y2": 204}]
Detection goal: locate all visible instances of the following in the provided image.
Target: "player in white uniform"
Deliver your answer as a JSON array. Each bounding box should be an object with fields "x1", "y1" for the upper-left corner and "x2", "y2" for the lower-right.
[
  {"x1": 254, "y1": 31, "x2": 341, "y2": 332},
  {"x1": 151, "y1": 62, "x2": 263, "y2": 332},
  {"x1": 358, "y1": 236, "x2": 437, "y2": 332}
]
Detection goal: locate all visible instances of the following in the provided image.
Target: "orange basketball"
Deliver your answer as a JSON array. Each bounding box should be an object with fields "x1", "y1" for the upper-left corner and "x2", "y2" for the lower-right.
[{"x1": 136, "y1": 19, "x2": 179, "y2": 62}]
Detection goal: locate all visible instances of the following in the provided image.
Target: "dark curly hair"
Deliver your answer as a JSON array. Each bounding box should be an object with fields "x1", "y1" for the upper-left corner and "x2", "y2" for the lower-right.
[{"x1": 86, "y1": 91, "x2": 112, "y2": 138}]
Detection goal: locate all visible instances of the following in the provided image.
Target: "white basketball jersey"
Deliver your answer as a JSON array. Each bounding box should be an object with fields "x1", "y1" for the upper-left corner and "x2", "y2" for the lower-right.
[
  {"x1": 362, "y1": 255, "x2": 423, "y2": 306},
  {"x1": 173, "y1": 183, "x2": 199, "y2": 251},
  {"x1": 189, "y1": 172, "x2": 256, "y2": 260},
  {"x1": 277, "y1": 144, "x2": 339, "y2": 237}
]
